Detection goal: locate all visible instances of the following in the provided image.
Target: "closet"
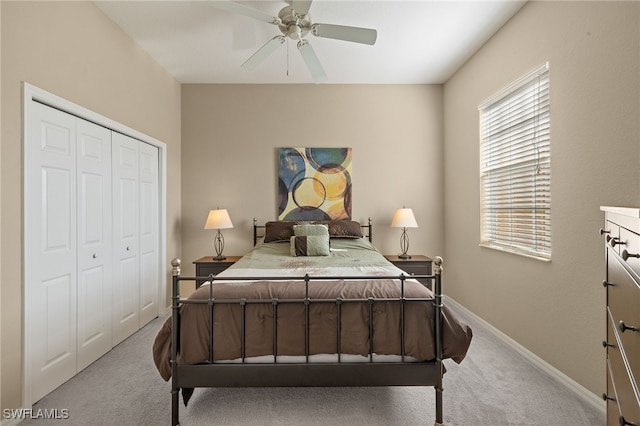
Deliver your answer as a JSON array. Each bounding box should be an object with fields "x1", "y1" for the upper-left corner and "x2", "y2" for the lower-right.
[{"x1": 27, "y1": 100, "x2": 160, "y2": 402}]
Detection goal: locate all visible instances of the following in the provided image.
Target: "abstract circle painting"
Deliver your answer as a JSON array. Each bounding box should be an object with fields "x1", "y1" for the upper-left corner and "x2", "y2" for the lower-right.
[{"x1": 278, "y1": 147, "x2": 352, "y2": 220}]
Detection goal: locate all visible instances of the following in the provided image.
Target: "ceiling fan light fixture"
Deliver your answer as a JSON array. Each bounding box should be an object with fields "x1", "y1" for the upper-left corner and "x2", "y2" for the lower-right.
[{"x1": 287, "y1": 24, "x2": 302, "y2": 40}]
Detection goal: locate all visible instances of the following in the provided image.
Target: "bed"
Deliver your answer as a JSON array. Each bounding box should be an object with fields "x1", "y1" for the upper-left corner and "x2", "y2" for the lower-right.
[{"x1": 153, "y1": 219, "x2": 472, "y2": 426}]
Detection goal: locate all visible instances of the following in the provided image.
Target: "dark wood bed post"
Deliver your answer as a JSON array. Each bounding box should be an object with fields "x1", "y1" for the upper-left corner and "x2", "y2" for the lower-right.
[
  {"x1": 171, "y1": 258, "x2": 181, "y2": 426},
  {"x1": 433, "y1": 256, "x2": 444, "y2": 426}
]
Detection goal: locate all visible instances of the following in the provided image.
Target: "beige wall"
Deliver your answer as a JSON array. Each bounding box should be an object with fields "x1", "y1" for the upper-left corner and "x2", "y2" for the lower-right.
[
  {"x1": 443, "y1": 0, "x2": 640, "y2": 395},
  {"x1": 180, "y1": 84, "x2": 444, "y2": 278},
  {"x1": 1, "y1": 1, "x2": 182, "y2": 410}
]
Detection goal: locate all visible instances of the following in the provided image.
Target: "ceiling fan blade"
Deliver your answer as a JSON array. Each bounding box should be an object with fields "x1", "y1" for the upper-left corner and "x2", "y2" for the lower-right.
[
  {"x1": 291, "y1": 0, "x2": 313, "y2": 17},
  {"x1": 212, "y1": 1, "x2": 280, "y2": 25},
  {"x1": 312, "y1": 23, "x2": 377, "y2": 45},
  {"x1": 297, "y1": 40, "x2": 327, "y2": 84},
  {"x1": 242, "y1": 36, "x2": 286, "y2": 71}
]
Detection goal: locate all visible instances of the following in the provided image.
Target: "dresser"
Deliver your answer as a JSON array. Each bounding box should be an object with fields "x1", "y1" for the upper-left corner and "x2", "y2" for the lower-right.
[
  {"x1": 601, "y1": 207, "x2": 640, "y2": 426},
  {"x1": 384, "y1": 255, "x2": 433, "y2": 289},
  {"x1": 193, "y1": 256, "x2": 242, "y2": 288}
]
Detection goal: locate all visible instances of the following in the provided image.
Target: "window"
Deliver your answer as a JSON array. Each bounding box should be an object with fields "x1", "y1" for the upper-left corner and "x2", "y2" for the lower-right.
[{"x1": 479, "y1": 63, "x2": 551, "y2": 260}]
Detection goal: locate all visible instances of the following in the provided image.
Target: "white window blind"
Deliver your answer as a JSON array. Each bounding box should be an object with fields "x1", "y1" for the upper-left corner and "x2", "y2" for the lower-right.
[{"x1": 479, "y1": 63, "x2": 551, "y2": 260}]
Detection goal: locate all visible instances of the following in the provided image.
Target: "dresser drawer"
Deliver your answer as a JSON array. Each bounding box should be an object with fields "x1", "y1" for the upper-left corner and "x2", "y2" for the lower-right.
[
  {"x1": 620, "y1": 227, "x2": 640, "y2": 279},
  {"x1": 606, "y1": 221, "x2": 622, "y2": 256},
  {"x1": 606, "y1": 358, "x2": 622, "y2": 426},
  {"x1": 608, "y1": 254, "x2": 640, "y2": 381},
  {"x1": 607, "y1": 314, "x2": 640, "y2": 425}
]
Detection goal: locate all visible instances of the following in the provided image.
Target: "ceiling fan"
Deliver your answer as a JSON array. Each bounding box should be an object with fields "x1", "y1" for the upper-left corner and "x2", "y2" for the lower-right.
[{"x1": 213, "y1": 0, "x2": 378, "y2": 83}]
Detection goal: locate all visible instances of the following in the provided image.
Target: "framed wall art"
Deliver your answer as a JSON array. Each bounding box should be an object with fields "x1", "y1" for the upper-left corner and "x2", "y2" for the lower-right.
[{"x1": 278, "y1": 147, "x2": 352, "y2": 220}]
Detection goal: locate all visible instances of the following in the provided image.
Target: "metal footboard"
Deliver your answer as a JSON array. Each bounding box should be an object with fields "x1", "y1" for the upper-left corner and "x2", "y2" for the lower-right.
[{"x1": 170, "y1": 256, "x2": 445, "y2": 426}]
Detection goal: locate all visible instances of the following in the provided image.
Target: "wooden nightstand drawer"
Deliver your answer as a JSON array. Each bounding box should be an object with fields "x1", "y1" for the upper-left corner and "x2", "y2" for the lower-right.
[
  {"x1": 193, "y1": 256, "x2": 242, "y2": 288},
  {"x1": 384, "y1": 255, "x2": 433, "y2": 289}
]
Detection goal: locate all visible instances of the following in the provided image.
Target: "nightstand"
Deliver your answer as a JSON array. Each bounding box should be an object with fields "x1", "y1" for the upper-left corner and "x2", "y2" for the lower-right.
[
  {"x1": 384, "y1": 255, "x2": 433, "y2": 289},
  {"x1": 193, "y1": 256, "x2": 242, "y2": 288}
]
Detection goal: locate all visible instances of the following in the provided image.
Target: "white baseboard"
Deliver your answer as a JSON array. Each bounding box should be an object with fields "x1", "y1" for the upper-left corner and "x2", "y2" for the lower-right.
[{"x1": 444, "y1": 296, "x2": 606, "y2": 415}]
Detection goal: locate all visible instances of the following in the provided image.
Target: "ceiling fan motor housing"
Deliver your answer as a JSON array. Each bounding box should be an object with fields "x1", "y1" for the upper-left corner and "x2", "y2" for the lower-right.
[{"x1": 278, "y1": 6, "x2": 311, "y2": 40}]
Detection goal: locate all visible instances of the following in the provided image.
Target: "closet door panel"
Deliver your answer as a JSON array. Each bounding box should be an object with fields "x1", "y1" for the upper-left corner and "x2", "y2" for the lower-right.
[
  {"x1": 29, "y1": 102, "x2": 77, "y2": 402},
  {"x1": 76, "y1": 119, "x2": 112, "y2": 370},
  {"x1": 112, "y1": 133, "x2": 140, "y2": 345},
  {"x1": 139, "y1": 143, "x2": 159, "y2": 325},
  {"x1": 27, "y1": 95, "x2": 163, "y2": 404}
]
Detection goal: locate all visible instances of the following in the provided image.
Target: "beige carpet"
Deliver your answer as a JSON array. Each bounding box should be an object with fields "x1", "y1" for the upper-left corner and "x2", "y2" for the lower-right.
[{"x1": 21, "y1": 303, "x2": 604, "y2": 426}]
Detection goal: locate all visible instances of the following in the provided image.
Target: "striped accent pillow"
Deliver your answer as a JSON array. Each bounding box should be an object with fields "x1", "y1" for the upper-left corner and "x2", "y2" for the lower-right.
[{"x1": 290, "y1": 235, "x2": 330, "y2": 257}]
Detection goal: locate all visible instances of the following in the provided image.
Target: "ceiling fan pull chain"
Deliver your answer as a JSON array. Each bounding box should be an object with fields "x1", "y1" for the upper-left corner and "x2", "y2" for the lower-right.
[{"x1": 286, "y1": 39, "x2": 290, "y2": 77}]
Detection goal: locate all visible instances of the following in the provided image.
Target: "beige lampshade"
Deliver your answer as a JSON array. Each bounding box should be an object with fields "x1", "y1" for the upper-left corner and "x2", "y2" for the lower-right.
[
  {"x1": 391, "y1": 208, "x2": 418, "y2": 228},
  {"x1": 204, "y1": 209, "x2": 233, "y2": 230}
]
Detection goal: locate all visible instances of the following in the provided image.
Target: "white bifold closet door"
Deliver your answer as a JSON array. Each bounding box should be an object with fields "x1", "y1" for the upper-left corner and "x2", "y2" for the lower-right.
[
  {"x1": 112, "y1": 133, "x2": 159, "y2": 345},
  {"x1": 28, "y1": 101, "x2": 160, "y2": 402},
  {"x1": 29, "y1": 102, "x2": 113, "y2": 401},
  {"x1": 76, "y1": 119, "x2": 113, "y2": 371},
  {"x1": 138, "y1": 142, "x2": 160, "y2": 326}
]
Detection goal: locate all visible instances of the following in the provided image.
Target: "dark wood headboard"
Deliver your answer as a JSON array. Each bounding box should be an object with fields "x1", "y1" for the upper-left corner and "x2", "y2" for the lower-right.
[{"x1": 253, "y1": 218, "x2": 373, "y2": 246}]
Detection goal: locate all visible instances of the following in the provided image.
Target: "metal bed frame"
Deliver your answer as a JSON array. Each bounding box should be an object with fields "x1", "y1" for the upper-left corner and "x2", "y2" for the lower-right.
[
  {"x1": 169, "y1": 219, "x2": 445, "y2": 426},
  {"x1": 252, "y1": 217, "x2": 376, "y2": 246}
]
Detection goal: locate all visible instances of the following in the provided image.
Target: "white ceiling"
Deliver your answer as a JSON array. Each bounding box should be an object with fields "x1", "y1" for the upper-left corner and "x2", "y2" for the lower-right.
[{"x1": 95, "y1": 0, "x2": 526, "y2": 84}]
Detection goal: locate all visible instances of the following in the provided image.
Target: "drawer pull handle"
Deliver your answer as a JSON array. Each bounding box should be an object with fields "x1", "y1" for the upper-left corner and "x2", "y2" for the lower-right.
[
  {"x1": 92, "y1": 253, "x2": 98, "y2": 259},
  {"x1": 602, "y1": 393, "x2": 616, "y2": 401},
  {"x1": 622, "y1": 250, "x2": 640, "y2": 261},
  {"x1": 619, "y1": 321, "x2": 639, "y2": 333},
  {"x1": 602, "y1": 340, "x2": 615, "y2": 348},
  {"x1": 609, "y1": 237, "x2": 625, "y2": 248},
  {"x1": 600, "y1": 228, "x2": 611, "y2": 235},
  {"x1": 603, "y1": 280, "x2": 614, "y2": 287},
  {"x1": 619, "y1": 416, "x2": 639, "y2": 426}
]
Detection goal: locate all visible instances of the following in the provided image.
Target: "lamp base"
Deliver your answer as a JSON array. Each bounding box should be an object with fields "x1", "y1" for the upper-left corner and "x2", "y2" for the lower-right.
[
  {"x1": 213, "y1": 230, "x2": 226, "y2": 261},
  {"x1": 398, "y1": 228, "x2": 412, "y2": 260}
]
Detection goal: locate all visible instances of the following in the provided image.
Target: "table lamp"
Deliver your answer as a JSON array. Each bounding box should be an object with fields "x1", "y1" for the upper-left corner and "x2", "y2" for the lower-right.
[
  {"x1": 204, "y1": 208, "x2": 233, "y2": 260},
  {"x1": 391, "y1": 207, "x2": 418, "y2": 259}
]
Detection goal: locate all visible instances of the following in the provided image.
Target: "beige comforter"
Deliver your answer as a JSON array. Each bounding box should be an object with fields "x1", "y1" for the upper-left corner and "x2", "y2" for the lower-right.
[{"x1": 153, "y1": 239, "x2": 472, "y2": 381}]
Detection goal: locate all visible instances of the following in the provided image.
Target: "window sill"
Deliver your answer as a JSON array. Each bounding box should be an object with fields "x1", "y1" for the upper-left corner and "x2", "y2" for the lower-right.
[{"x1": 479, "y1": 243, "x2": 551, "y2": 262}]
